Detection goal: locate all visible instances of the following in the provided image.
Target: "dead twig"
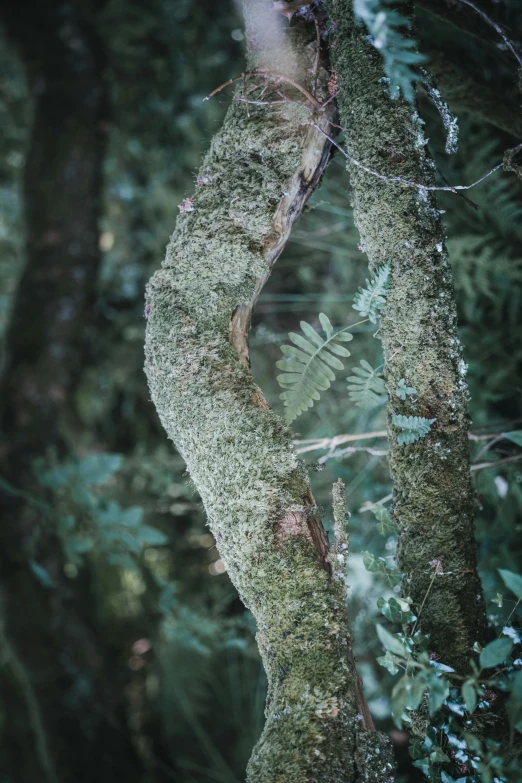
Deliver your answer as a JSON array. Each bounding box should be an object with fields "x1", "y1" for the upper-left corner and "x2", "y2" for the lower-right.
[
  {"x1": 310, "y1": 121, "x2": 522, "y2": 195},
  {"x1": 294, "y1": 430, "x2": 388, "y2": 455},
  {"x1": 296, "y1": 429, "x2": 521, "y2": 455},
  {"x1": 205, "y1": 68, "x2": 321, "y2": 108}
]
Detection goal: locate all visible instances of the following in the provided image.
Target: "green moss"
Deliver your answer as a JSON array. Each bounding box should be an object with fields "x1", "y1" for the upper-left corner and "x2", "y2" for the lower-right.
[{"x1": 324, "y1": 0, "x2": 486, "y2": 673}]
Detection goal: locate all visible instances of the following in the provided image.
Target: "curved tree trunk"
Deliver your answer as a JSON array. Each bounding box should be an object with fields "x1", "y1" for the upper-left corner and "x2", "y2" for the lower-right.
[
  {"x1": 324, "y1": 0, "x2": 486, "y2": 673},
  {"x1": 0, "y1": 2, "x2": 144, "y2": 780},
  {"x1": 145, "y1": 2, "x2": 393, "y2": 780}
]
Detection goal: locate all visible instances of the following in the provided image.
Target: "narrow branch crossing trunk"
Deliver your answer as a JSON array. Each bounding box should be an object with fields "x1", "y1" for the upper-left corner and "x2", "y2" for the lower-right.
[
  {"x1": 324, "y1": 0, "x2": 486, "y2": 673},
  {"x1": 145, "y1": 2, "x2": 392, "y2": 780}
]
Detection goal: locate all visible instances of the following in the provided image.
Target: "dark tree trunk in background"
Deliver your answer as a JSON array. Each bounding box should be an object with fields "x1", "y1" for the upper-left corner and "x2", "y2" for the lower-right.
[{"x1": 0, "y1": 2, "x2": 144, "y2": 780}]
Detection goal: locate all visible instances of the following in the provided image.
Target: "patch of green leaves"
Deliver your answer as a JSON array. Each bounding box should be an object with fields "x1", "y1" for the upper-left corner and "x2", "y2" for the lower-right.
[
  {"x1": 392, "y1": 414, "x2": 436, "y2": 445},
  {"x1": 479, "y1": 636, "x2": 513, "y2": 669},
  {"x1": 353, "y1": 0, "x2": 426, "y2": 102},
  {"x1": 378, "y1": 596, "x2": 416, "y2": 624},
  {"x1": 499, "y1": 568, "x2": 522, "y2": 599},
  {"x1": 371, "y1": 504, "x2": 397, "y2": 536},
  {"x1": 276, "y1": 313, "x2": 352, "y2": 423},
  {"x1": 462, "y1": 679, "x2": 478, "y2": 712},
  {"x1": 352, "y1": 262, "x2": 390, "y2": 323},
  {"x1": 347, "y1": 359, "x2": 386, "y2": 409},
  {"x1": 502, "y1": 430, "x2": 522, "y2": 448},
  {"x1": 363, "y1": 551, "x2": 404, "y2": 586},
  {"x1": 395, "y1": 378, "x2": 416, "y2": 399},
  {"x1": 35, "y1": 454, "x2": 168, "y2": 573}
]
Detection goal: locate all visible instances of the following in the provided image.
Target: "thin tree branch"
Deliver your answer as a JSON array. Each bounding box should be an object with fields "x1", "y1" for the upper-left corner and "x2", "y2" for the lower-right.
[
  {"x1": 310, "y1": 122, "x2": 522, "y2": 195},
  {"x1": 471, "y1": 454, "x2": 522, "y2": 472}
]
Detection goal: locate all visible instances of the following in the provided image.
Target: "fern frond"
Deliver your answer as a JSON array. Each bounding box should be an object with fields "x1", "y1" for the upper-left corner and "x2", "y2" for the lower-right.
[
  {"x1": 395, "y1": 379, "x2": 416, "y2": 400},
  {"x1": 392, "y1": 414, "x2": 436, "y2": 445},
  {"x1": 353, "y1": 262, "x2": 390, "y2": 323},
  {"x1": 354, "y1": 0, "x2": 425, "y2": 102},
  {"x1": 347, "y1": 360, "x2": 386, "y2": 409},
  {"x1": 276, "y1": 314, "x2": 353, "y2": 424}
]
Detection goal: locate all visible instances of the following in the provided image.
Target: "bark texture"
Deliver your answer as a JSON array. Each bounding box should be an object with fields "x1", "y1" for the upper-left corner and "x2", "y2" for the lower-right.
[
  {"x1": 145, "y1": 2, "x2": 393, "y2": 781},
  {"x1": 324, "y1": 0, "x2": 486, "y2": 673}
]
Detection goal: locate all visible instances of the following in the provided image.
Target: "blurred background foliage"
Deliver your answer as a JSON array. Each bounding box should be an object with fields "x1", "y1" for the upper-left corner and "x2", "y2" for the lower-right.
[{"x1": 0, "y1": 1, "x2": 521, "y2": 781}]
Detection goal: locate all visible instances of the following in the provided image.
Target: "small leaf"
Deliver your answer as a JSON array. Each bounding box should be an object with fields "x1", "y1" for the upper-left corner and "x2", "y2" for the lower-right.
[
  {"x1": 318, "y1": 312, "x2": 333, "y2": 337},
  {"x1": 335, "y1": 331, "x2": 354, "y2": 343},
  {"x1": 363, "y1": 551, "x2": 404, "y2": 586},
  {"x1": 405, "y1": 672, "x2": 428, "y2": 710},
  {"x1": 38, "y1": 465, "x2": 74, "y2": 490},
  {"x1": 159, "y1": 582, "x2": 177, "y2": 614},
  {"x1": 300, "y1": 321, "x2": 324, "y2": 347},
  {"x1": 120, "y1": 506, "x2": 143, "y2": 527},
  {"x1": 502, "y1": 430, "x2": 522, "y2": 448},
  {"x1": 71, "y1": 484, "x2": 96, "y2": 508},
  {"x1": 392, "y1": 414, "x2": 436, "y2": 445},
  {"x1": 78, "y1": 454, "x2": 123, "y2": 485},
  {"x1": 498, "y1": 568, "x2": 522, "y2": 600},
  {"x1": 276, "y1": 317, "x2": 352, "y2": 423},
  {"x1": 430, "y1": 747, "x2": 450, "y2": 763},
  {"x1": 428, "y1": 677, "x2": 449, "y2": 714},
  {"x1": 378, "y1": 597, "x2": 416, "y2": 624},
  {"x1": 412, "y1": 758, "x2": 431, "y2": 775},
  {"x1": 408, "y1": 738, "x2": 424, "y2": 760},
  {"x1": 377, "y1": 650, "x2": 401, "y2": 674},
  {"x1": 347, "y1": 360, "x2": 386, "y2": 409},
  {"x1": 376, "y1": 624, "x2": 407, "y2": 656},
  {"x1": 391, "y1": 679, "x2": 409, "y2": 728},
  {"x1": 395, "y1": 378, "x2": 416, "y2": 400},
  {"x1": 30, "y1": 561, "x2": 56, "y2": 588},
  {"x1": 371, "y1": 504, "x2": 397, "y2": 536},
  {"x1": 462, "y1": 679, "x2": 477, "y2": 712},
  {"x1": 107, "y1": 553, "x2": 138, "y2": 570},
  {"x1": 134, "y1": 525, "x2": 169, "y2": 546},
  {"x1": 353, "y1": 262, "x2": 390, "y2": 323},
  {"x1": 65, "y1": 535, "x2": 94, "y2": 565},
  {"x1": 479, "y1": 636, "x2": 513, "y2": 668},
  {"x1": 463, "y1": 732, "x2": 481, "y2": 752}
]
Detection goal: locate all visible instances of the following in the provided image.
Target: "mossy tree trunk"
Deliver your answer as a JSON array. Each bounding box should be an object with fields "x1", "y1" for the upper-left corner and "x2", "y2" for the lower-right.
[
  {"x1": 324, "y1": 0, "x2": 486, "y2": 674},
  {"x1": 0, "y1": 2, "x2": 144, "y2": 780},
  {"x1": 145, "y1": 2, "x2": 393, "y2": 781}
]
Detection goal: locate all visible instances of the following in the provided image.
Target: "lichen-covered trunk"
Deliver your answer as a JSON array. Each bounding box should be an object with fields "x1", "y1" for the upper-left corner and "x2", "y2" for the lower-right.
[
  {"x1": 145, "y1": 2, "x2": 393, "y2": 781},
  {"x1": 324, "y1": 0, "x2": 486, "y2": 673}
]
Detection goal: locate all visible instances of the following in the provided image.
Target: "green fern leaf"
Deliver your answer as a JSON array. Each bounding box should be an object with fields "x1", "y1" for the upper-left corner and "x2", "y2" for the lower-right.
[
  {"x1": 276, "y1": 315, "x2": 353, "y2": 423},
  {"x1": 354, "y1": 0, "x2": 426, "y2": 102},
  {"x1": 353, "y1": 262, "x2": 390, "y2": 323},
  {"x1": 395, "y1": 379, "x2": 416, "y2": 400},
  {"x1": 347, "y1": 360, "x2": 386, "y2": 409},
  {"x1": 392, "y1": 414, "x2": 436, "y2": 445}
]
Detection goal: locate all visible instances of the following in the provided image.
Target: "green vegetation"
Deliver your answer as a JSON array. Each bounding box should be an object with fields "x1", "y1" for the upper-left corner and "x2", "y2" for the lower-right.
[{"x1": 1, "y1": 0, "x2": 521, "y2": 781}]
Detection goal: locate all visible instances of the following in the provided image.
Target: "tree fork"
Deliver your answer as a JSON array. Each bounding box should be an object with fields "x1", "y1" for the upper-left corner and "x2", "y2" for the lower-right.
[
  {"x1": 324, "y1": 0, "x2": 486, "y2": 673},
  {"x1": 145, "y1": 1, "x2": 393, "y2": 780}
]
